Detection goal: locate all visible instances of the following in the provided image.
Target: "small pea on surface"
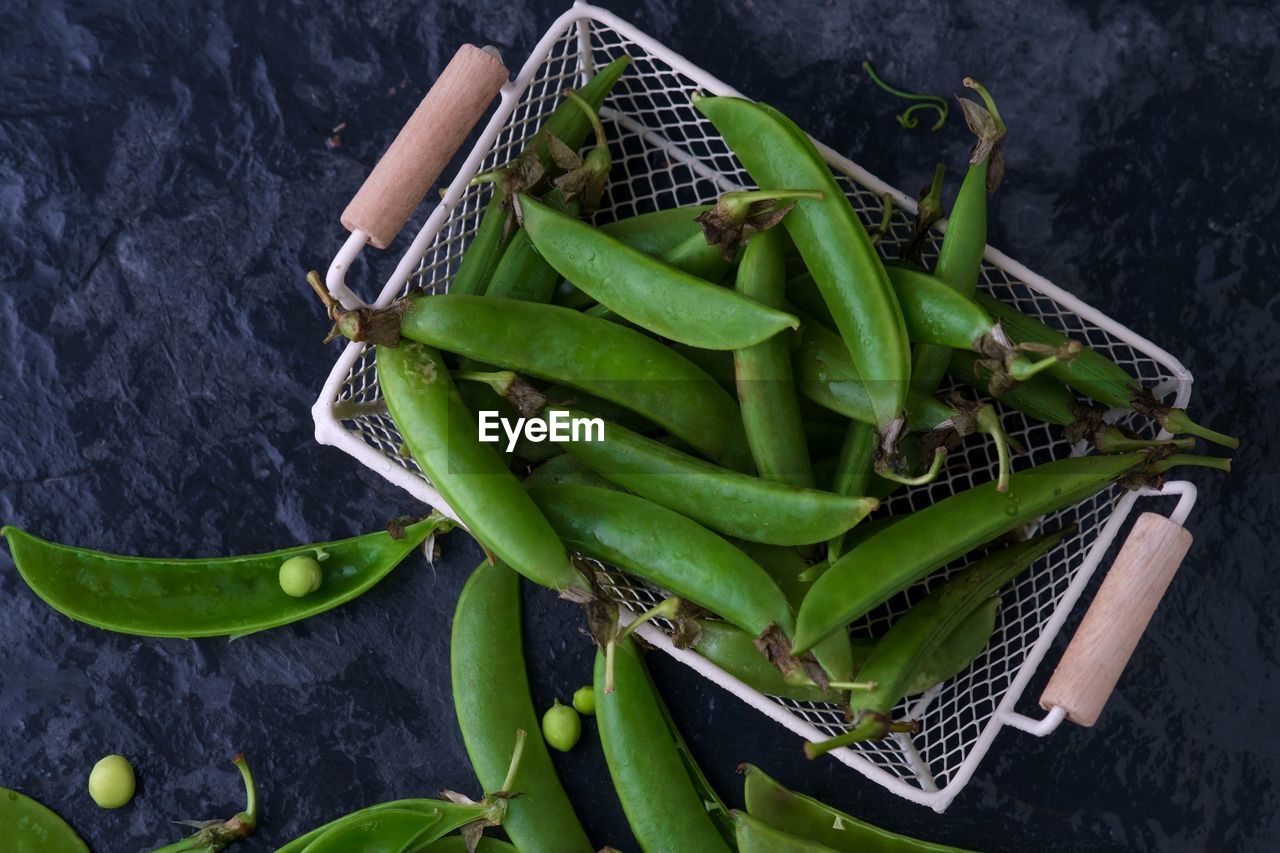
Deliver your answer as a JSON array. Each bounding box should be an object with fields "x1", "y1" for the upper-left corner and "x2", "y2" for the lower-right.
[
  {"x1": 571, "y1": 685, "x2": 595, "y2": 715},
  {"x1": 88, "y1": 754, "x2": 135, "y2": 809},
  {"x1": 542, "y1": 700, "x2": 582, "y2": 752},
  {"x1": 278, "y1": 555, "x2": 322, "y2": 597}
]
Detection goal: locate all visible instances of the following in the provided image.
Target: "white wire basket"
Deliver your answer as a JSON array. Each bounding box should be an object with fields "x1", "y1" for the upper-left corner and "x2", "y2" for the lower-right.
[{"x1": 312, "y1": 3, "x2": 1201, "y2": 812}]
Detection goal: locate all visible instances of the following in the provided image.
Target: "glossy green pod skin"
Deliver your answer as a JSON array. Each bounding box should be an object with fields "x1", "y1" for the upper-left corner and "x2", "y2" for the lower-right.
[
  {"x1": 276, "y1": 799, "x2": 497, "y2": 853},
  {"x1": 884, "y1": 266, "x2": 1003, "y2": 351},
  {"x1": 450, "y1": 56, "x2": 631, "y2": 297},
  {"x1": 846, "y1": 530, "x2": 1069, "y2": 718},
  {"x1": 0, "y1": 788, "x2": 89, "y2": 853},
  {"x1": 530, "y1": 483, "x2": 794, "y2": 638},
  {"x1": 424, "y1": 838, "x2": 516, "y2": 852},
  {"x1": 907, "y1": 597, "x2": 999, "y2": 695},
  {"x1": 826, "y1": 421, "x2": 878, "y2": 561},
  {"x1": 733, "y1": 810, "x2": 842, "y2": 852},
  {"x1": 740, "y1": 765, "x2": 973, "y2": 852},
  {"x1": 734, "y1": 226, "x2": 814, "y2": 487},
  {"x1": 377, "y1": 342, "x2": 584, "y2": 593},
  {"x1": 554, "y1": 411, "x2": 876, "y2": 546},
  {"x1": 2, "y1": 518, "x2": 447, "y2": 638},
  {"x1": 519, "y1": 194, "x2": 798, "y2": 350},
  {"x1": 691, "y1": 619, "x2": 837, "y2": 703},
  {"x1": 595, "y1": 638, "x2": 733, "y2": 853},
  {"x1": 598, "y1": 204, "x2": 712, "y2": 256},
  {"x1": 793, "y1": 452, "x2": 1224, "y2": 652},
  {"x1": 451, "y1": 561, "x2": 593, "y2": 852},
  {"x1": 397, "y1": 295, "x2": 751, "y2": 470},
  {"x1": 974, "y1": 292, "x2": 1238, "y2": 448},
  {"x1": 695, "y1": 94, "x2": 910, "y2": 431},
  {"x1": 522, "y1": 452, "x2": 621, "y2": 491}
]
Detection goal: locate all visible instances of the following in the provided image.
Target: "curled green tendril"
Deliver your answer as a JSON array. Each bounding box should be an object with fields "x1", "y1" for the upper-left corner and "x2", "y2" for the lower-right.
[{"x1": 863, "y1": 61, "x2": 948, "y2": 132}]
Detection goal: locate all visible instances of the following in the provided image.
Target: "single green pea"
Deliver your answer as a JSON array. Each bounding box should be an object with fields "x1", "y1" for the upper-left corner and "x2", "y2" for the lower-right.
[
  {"x1": 571, "y1": 686, "x2": 595, "y2": 716},
  {"x1": 88, "y1": 754, "x2": 135, "y2": 809},
  {"x1": 541, "y1": 700, "x2": 581, "y2": 752},
  {"x1": 278, "y1": 555, "x2": 322, "y2": 597}
]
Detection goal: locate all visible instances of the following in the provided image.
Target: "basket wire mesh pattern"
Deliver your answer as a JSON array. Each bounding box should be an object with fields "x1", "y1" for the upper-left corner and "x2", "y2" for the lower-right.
[{"x1": 316, "y1": 6, "x2": 1195, "y2": 810}]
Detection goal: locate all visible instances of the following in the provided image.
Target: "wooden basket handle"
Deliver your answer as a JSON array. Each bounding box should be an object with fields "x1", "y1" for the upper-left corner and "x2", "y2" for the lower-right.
[
  {"x1": 1039, "y1": 511, "x2": 1193, "y2": 726},
  {"x1": 341, "y1": 44, "x2": 509, "y2": 250}
]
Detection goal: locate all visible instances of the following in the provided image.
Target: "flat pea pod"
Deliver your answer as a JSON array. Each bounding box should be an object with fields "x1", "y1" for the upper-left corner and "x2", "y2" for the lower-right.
[
  {"x1": 523, "y1": 452, "x2": 621, "y2": 491},
  {"x1": 518, "y1": 193, "x2": 798, "y2": 350},
  {"x1": 906, "y1": 596, "x2": 999, "y2": 695},
  {"x1": 826, "y1": 421, "x2": 877, "y2": 561},
  {"x1": 734, "y1": 226, "x2": 813, "y2": 487},
  {"x1": 695, "y1": 94, "x2": 910, "y2": 432},
  {"x1": 530, "y1": 483, "x2": 794, "y2": 638},
  {"x1": 451, "y1": 560, "x2": 593, "y2": 852},
  {"x1": 845, "y1": 530, "x2": 1069, "y2": 720},
  {"x1": 740, "y1": 764, "x2": 973, "y2": 852},
  {"x1": 424, "y1": 838, "x2": 515, "y2": 852},
  {"x1": 0, "y1": 788, "x2": 89, "y2": 853},
  {"x1": 733, "y1": 809, "x2": 840, "y2": 852},
  {"x1": 1, "y1": 518, "x2": 447, "y2": 638},
  {"x1": 597, "y1": 204, "x2": 712, "y2": 256},
  {"x1": 394, "y1": 295, "x2": 751, "y2": 470},
  {"x1": 793, "y1": 452, "x2": 1227, "y2": 653},
  {"x1": 973, "y1": 292, "x2": 1239, "y2": 449},
  {"x1": 691, "y1": 619, "x2": 837, "y2": 703},
  {"x1": 595, "y1": 637, "x2": 733, "y2": 853},
  {"x1": 276, "y1": 800, "x2": 483, "y2": 853},
  {"x1": 948, "y1": 350, "x2": 1193, "y2": 454},
  {"x1": 450, "y1": 56, "x2": 631, "y2": 297},
  {"x1": 377, "y1": 342, "x2": 584, "y2": 593},
  {"x1": 552, "y1": 409, "x2": 876, "y2": 546}
]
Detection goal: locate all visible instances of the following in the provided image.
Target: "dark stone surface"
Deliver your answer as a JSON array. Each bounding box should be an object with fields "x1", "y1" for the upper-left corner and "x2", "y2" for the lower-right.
[{"x1": 1, "y1": 0, "x2": 1275, "y2": 850}]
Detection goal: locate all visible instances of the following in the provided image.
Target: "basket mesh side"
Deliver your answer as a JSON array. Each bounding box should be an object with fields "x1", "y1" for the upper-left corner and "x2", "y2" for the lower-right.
[{"x1": 328, "y1": 15, "x2": 1181, "y2": 795}]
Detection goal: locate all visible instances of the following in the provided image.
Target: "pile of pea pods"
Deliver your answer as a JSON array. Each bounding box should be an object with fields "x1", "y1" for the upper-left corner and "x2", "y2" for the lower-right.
[{"x1": 3, "y1": 56, "x2": 1235, "y2": 850}]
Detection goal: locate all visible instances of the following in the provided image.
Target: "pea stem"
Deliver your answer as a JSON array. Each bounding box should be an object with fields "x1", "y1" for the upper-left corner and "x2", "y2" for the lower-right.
[
  {"x1": 1007, "y1": 352, "x2": 1064, "y2": 382},
  {"x1": 1162, "y1": 410, "x2": 1241, "y2": 450},
  {"x1": 962, "y1": 77, "x2": 1006, "y2": 133},
  {"x1": 605, "y1": 598, "x2": 683, "y2": 693},
  {"x1": 876, "y1": 446, "x2": 946, "y2": 486},
  {"x1": 564, "y1": 90, "x2": 608, "y2": 150},
  {"x1": 803, "y1": 711, "x2": 893, "y2": 760},
  {"x1": 499, "y1": 729, "x2": 528, "y2": 793},
  {"x1": 1150, "y1": 453, "x2": 1232, "y2": 474},
  {"x1": 862, "y1": 61, "x2": 948, "y2": 131},
  {"x1": 868, "y1": 192, "x2": 893, "y2": 245},
  {"x1": 976, "y1": 405, "x2": 1014, "y2": 493},
  {"x1": 232, "y1": 754, "x2": 257, "y2": 828}
]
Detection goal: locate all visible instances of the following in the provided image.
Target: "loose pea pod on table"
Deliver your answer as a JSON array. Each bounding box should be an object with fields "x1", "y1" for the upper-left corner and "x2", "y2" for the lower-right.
[
  {"x1": 546, "y1": 408, "x2": 877, "y2": 546},
  {"x1": 517, "y1": 192, "x2": 800, "y2": 350},
  {"x1": 377, "y1": 341, "x2": 585, "y2": 594},
  {"x1": 449, "y1": 55, "x2": 631, "y2": 297},
  {"x1": 451, "y1": 560, "x2": 593, "y2": 852},
  {"x1": 973, "y1": 292, "x2": 1239, "y2": 449},
  {"x1": 740, "y1": 764, "x2": 974, "y2": 852},
  {"x1": 595, "y1": 636, "x2": 733, "y2": 852},
  {"x1": 0, "y1": 787, "x2": 89, "y2": 853},
  {"x1": 1, "y1": 517, "x2": 449, "y2": 638},
  {"x1": 948, "y1": 349, "x2": 1195, "y2": 453},
  {"x1": 529, "y1": 483, "x2": 794, "y2": 640},
  {"x1": 806, "y1": 528, "x2": 1072, "y2": 758},
  {"x1": 149, "y1": 754, "x2": 256, "y2": 852},
  {"x1": 341, "y1": 295, "x2": 752, "y2": 470},
  {"x1": 733, "y1": 809, "x2": 843, "y2": 852},
  {"x1": 276, "y1": 733, "x2": 526, "y2": 853},
  {"x1": 793, "y1": 452, "x2": 1230, "y2": 654},
  {"x1": 695, "y1": 94, "x2": 912, "y2": 436}
]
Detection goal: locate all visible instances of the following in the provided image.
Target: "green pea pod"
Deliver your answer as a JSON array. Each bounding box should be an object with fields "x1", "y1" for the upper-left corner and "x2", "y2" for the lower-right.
[
  {"x1": 669, "y1": 343, "x2": 737, "y2": 396},
  {"x1": 424, "y1": 838, "x2": 516, "y2": 852},
  {"x1": 530, "y1": 483, "x2": 794, "y2": 638},
  {"x1": 598, "y1": 204, "x2": 712, "y2": 256},
  {"x1": 451, "y1": 561, "x2": 593, "y2": 852},
  {"x1": 948, "y1": 350, "x2": 1193, "y2": 454},
  {"x1": 695, "y1": 94, "x2": 910, "y2": 432},
  {"x1": 973, "y1": 293, "x2": 1239, "y2": 449},
  {"x1": 906, "y1": 597, "x2": 999, "y2": 695},
  {"x1": 908, "y1": 80, "x2": 1002, "y2": 397},
  {"x1": 1, "y1": 517, "x2": 448, "y2": 638},
  {"x1": 595, "y1": 637, "x2": 733, "y2": 853},
  {"x1": 0, "y1": 788, "x2": 89, "y2": 853},
  {"x1": 377, "y1": 342, "x2": 584, "y2": 594},
  {"x1": 392, "y1": 295, "x2": 751, "y2": 470},
  {"x1": 691, "y1": 619, "x2": 838, "y2": 703},
  {"x1": 733, "y1": 809, "x2": 841, "y2": 852},
  {"x1": 845, "y1": 531, "x2": 1069, "y2": 720},
  {"x1": 450, "y1": 56, "x2": 631, "y2": 297},
  {"x1": 826, "y1": 421, "x2": 877, "y2": 561},
  {"x1": 518, "y1": 194, "x2": 798, "y2": 350},
  {"x1": 793, "y1": 452, "x2": 1228, "y2": 653},
  {"x1": 275, "y1": 800, "x2": 437, "y2": 853},
  {"x1": 741, "y1": 764, "x2": 973, "y2": 852},
  {"x1": 662, "y1": 229, "x2": 734, "y2": 281},
  {"x1": 734, "y1": 226, "x2": 814, "y2": 487},
  {"x1": 523, "y1": 452, "x2": 621, "y2": 491},
  {"x1": 288, "y1": 803, "x2": 489, "y2": 853},
  {"x1": 552, "y1": 409, "x2": 876, "y2": 546}
]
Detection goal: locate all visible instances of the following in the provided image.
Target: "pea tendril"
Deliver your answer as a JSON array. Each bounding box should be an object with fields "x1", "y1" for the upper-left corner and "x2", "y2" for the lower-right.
[{"x1": 862, "y1": 61, "x2": 948, "y2": 132}]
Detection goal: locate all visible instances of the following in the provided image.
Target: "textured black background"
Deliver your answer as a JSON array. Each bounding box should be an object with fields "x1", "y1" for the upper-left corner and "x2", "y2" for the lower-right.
[{"x1": 2, "y1": 1, "x2": 1277, "y2": 850}]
